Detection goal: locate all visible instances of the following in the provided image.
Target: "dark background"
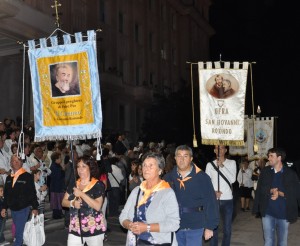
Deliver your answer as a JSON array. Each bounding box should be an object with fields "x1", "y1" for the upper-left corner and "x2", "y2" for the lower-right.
[{"x1": 208, "y1": 0, "x2": 299, "y2": 161}]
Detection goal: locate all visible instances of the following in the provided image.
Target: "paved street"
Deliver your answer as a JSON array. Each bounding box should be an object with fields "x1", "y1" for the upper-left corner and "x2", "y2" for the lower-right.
[{"x1": 3, "y1": 200, "x2": 300, "y2": 245}]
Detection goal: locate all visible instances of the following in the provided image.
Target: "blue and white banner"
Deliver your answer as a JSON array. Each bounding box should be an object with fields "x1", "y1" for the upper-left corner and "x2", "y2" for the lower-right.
[
  {"x1": 229, "y1": 116, "x2": 274, "y2": 158},
  {"x1": 28, "y1": 30, "x2": 102, "y2": 141}
]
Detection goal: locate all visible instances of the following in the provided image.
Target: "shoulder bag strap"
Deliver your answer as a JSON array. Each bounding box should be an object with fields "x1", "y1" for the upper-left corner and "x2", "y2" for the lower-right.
[
  {"x1": 134, "y1": 188, "x2": 141, "y2": 244},
  {"x1": 134, "y1": 188, "x2": 141, "y2": 220},
  {"x1": 210, "y1": 161, "x2": 232, "y2": 190},
  {"x1": 109, "y1": 172, "x2": 120, "y2": 186}
]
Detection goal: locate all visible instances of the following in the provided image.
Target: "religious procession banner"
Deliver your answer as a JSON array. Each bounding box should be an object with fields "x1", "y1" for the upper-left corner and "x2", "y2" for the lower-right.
[
  {"x1": 229, "y1": 116, "x2": 274, "y2": 158},
  {"x1": 198, "y1": 61, "x2": 248, "y2": 146},
  {"x1": 228, "y1": 115, "x2": 250, "y2": 156},
  {"x1": 251, "y1": 117, "x2": 274, "y2": 158},
  {"x1": 28, "y1": 30, "x2": 102, "y2": 141}
]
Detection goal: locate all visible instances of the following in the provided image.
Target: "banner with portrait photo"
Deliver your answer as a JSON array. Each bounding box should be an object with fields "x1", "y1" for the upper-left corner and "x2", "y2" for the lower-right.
[
  {"x1": 198, "y1": 61, "x2": 248, "y2": 146},
  {"x1": 28, "y1": 30, "x2": 102, "y2": 141}
]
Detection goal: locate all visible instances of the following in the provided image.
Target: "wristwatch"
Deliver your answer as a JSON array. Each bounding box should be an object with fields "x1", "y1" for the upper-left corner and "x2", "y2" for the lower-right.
[{"x1": 147, "y1": 224, "x2": 151, "y2": 233}]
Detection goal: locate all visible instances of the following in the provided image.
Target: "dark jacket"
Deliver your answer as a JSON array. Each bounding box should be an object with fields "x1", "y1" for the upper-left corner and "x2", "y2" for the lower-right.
[
  {"x1": 50, "y1": 162, "x2": 65, "y2": 193},
  {"x1": 253, "y1": 165, "x2": 300, "y2": 223},
  {"x1": 3, "y1": 171, "x2": 38, "y2": 211},
  {"x1": 164, "y1": 164, "x2": 219, "y2": 230}
]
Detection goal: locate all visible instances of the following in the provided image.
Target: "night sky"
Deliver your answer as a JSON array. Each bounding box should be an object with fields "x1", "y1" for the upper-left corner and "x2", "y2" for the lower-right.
[{"x1": 209, "y1": 0, "x2": 299, "y2": 160}]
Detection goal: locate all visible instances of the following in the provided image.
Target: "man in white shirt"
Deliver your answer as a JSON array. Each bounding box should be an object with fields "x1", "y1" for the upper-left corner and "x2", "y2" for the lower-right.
[{"x1": 205, "y1": 145, "x2": 236, "y2": 246}]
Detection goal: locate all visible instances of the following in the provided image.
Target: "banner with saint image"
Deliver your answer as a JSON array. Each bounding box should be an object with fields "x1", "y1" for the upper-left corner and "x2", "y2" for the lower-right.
[
  {"x1": 28, "y1": 30, "x2": 102, "y2": 141},
  {"x1": 198, "y1": 61, "x2": 248, "y2": 146},
  {"x1": 229, "y1": 116, "x2": 274, "y2": 158}
]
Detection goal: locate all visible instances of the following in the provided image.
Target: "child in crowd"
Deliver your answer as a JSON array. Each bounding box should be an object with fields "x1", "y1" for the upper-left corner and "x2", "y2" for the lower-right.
[
  {"x1": 0, "y1": 185, "x2": 9, "y2": 245},
  {"x1": 32, "y1": 169, "x2": 48, "y2": 214}
]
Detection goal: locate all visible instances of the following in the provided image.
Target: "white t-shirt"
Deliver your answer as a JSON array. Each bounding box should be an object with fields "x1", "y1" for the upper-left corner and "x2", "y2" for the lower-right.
[{"x1": 205, "y1": 158, "x2": 237, "y2": 200}]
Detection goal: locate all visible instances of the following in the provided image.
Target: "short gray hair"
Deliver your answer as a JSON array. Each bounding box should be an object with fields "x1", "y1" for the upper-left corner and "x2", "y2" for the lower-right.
[
  {"x1": 175, "y1": 145, "x2": 193, "y2": 157},
  {"x1": 142, "y1": 152, "x2": 165, "y2": 170}
]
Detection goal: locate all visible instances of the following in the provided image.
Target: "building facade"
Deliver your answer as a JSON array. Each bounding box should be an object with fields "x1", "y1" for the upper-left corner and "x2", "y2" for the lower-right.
[{"x1": 0, "y1": 0, "x2": 214, "y2": 144}]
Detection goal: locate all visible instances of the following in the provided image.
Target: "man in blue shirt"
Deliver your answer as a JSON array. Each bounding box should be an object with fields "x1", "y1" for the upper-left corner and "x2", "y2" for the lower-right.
[{"x1": 164, "y1": 145, "x2": 219, "y2": 246}]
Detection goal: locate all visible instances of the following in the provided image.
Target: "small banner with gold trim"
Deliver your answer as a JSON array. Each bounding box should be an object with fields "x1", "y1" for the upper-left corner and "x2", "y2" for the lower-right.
[
  {"x1": 229, "y1": 116, "x2": 274, "y2": 158},
  {"x1": 198, "y1": 61, "x2": 248, "y2": 146},
  {"x1": 27, "y1": 30, "x2": 102, "y2": 141}
]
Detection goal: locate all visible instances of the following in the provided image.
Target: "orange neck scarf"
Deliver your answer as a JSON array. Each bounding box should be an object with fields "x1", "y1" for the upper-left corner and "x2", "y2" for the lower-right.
[
  {"x1": 76, "y1": 177, "x2": 98, "y2": 192},
  {"x1": 177, "y1": 164, "x2": 201, "y2": 190},
  {"x1": 137, "y1": 180, "x2": 170, "y2": 207},
  {"x1": 11, "y1": 168, "x2": 26, "y2": 187}
]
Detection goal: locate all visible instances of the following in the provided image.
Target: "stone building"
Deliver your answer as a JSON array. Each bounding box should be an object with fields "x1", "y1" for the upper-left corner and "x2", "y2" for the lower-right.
[{"x1": 0, "y1": 0, "x2": 214, "y2": 143}]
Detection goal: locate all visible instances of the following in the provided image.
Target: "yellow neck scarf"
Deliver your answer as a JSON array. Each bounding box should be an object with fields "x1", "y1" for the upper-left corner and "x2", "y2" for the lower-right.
[
  {"x1": 11, "y1": 168, "x2": 26, "y2": 187},
  {"x1": 137, "y1": 180, "x2": 170, "y2": 207}
]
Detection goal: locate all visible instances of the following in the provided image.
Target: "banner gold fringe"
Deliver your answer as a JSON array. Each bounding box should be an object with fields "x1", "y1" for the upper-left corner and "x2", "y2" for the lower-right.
[{"x1": 201, "y1": 139, "x2": 245, "y2": 147}]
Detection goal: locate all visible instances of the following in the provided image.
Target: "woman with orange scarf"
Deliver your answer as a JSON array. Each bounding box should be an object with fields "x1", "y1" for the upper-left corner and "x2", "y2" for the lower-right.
[
  {"x1": 62, "y1": 155, "x2": 106, "y2": 246},
  {"x1": 119, "y1": 153, "x2": 180, "y2": 245}
]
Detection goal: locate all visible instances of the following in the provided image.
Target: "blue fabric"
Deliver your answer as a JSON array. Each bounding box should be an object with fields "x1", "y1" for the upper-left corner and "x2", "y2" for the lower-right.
[
  {"x1": 253, "y1": 166, "x2": 300, "y2": 223},
  {"x1": 11, "y1": 206, "x2": 30, "y2": 246},
  {"x1": 176, "y1": 228, "x2": 204, "y2": 246},
  {"x1": 50, "y1": 162, "x2": 65, "y2": 192},
  {"x1": 163, "y1": 165, "x2": 219, "y2": 230},
  {"x1": 266, "y1": 170, "x2": 286, "y2": 219},
  {"x1": 210, "y1": 199, "x2": 233, "y2": 246},
  {"x1": 134, "y1": 192, "x2": 156, "y2": 244},
  {"x1": 27, "y1": 30, "x2": 102, "y2": 141},
  {"x1": 262, "y1": 214, "x2": 289, "y2": 246}
]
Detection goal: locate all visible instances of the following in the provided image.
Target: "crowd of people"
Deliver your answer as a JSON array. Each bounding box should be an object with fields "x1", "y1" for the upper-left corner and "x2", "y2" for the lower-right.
[{"x1": 0, "y1": 117, "x2": 300, "y2": 246}]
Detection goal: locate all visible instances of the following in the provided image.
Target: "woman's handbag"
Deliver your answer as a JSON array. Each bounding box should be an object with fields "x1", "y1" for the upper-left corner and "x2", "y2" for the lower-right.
[
  {"x1": 23, "y1": 214, "x2": 46, "y2": 246},
  {"x1": 137, "y1": 232, "x2": 173, "y2": 246}
]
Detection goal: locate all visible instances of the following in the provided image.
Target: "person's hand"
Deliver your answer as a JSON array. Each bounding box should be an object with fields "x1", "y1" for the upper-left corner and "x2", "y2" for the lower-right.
[
  {"x1": 204, "y1": 229, "x2": 214, "y2": 240},
  {"x1": 35, "y1": 163, "x2": 41, "y2": 169},
  {"x1": 215, "y1": 191, "x2": 222, "y2": 199},
  {"x1": 127, "y1": 221, "x2": 134, "y2": 231},
  {"x1": 270, "y1": 188, "x2": 279, "y2": 200},
  {"x1": 73, "y1": 187, "x2": 83, "y2": 198},
  {"x1": 73, "y1": 198, "x2": 83, "y2": 209},
  {"x1": 41, "y1": 184, "x2": 47, "y2": 191},
  {"x1": 131, "y1": 221, "x2": 146, "y2": 235}
]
